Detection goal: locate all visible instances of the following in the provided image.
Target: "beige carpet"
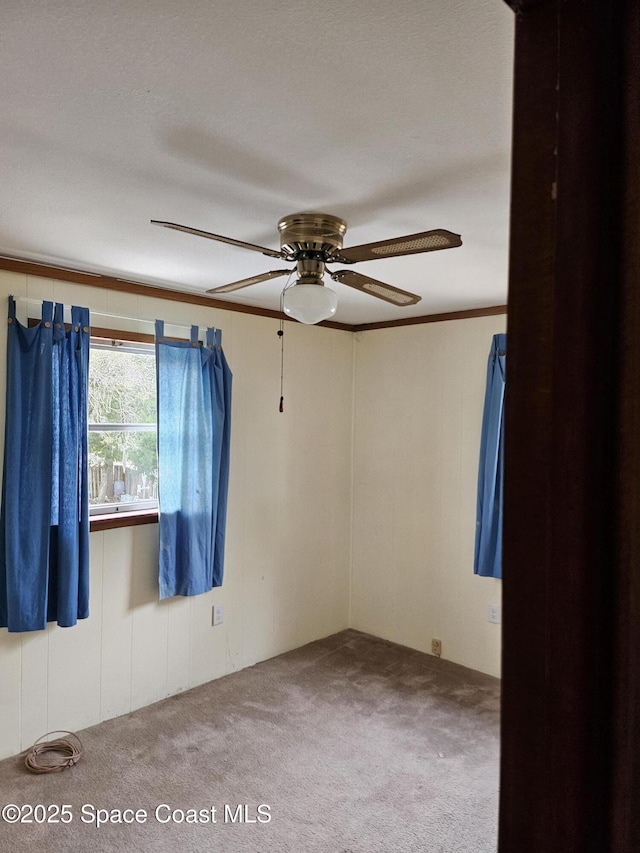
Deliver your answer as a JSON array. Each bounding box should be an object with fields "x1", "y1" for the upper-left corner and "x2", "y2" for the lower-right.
[{"x1": 0, "y1": 630, "x2": 500, "y2": 852}]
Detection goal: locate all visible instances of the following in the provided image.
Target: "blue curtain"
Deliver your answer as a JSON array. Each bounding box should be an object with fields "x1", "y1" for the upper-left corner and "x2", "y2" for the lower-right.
[
  {"x1": 474, "y1": 333, "x2": 506, "y2": 579},
  {"x1": 155, "y1": 321, "x2": 232, "y2": 599},
  {"x1": 0, "y1": 297, "x2": 90, "y2": 631}
]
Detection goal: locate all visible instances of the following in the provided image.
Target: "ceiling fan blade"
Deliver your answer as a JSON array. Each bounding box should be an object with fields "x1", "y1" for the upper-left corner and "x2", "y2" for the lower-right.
[
  {"x1": 330, "y1": 270, "x2": 421, "y2": 306},
  {"x1": 206, "y1": 269, "x2": 293, "y2": 294},
  {"x1": 334, "y1": 228, "x2": 462, "y2": 263},
  {"x1": 151, "y1": 220, "x2": 285, "y2": 259}
]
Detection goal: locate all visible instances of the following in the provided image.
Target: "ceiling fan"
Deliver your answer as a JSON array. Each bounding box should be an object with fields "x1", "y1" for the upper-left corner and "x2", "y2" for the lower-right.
[{"x1": 151, "y1": 212, "x2": 462, "y2": 324}]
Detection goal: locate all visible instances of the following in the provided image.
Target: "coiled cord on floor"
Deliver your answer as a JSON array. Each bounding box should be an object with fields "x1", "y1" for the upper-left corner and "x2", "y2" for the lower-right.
[{"x1": 24, "y1": 731, "x2": 83, "y2": 774}]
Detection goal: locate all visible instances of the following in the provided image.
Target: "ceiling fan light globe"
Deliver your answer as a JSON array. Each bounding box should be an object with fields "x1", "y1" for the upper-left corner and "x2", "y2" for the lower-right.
[{"x1": 282, "y1": 283, "x2": 338, "y2": 325}]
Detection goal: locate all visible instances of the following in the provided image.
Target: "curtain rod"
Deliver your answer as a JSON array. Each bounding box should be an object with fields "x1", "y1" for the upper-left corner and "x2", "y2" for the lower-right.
[{"x1": 14, "y1": 295, "x2": 210, "y2": 338}]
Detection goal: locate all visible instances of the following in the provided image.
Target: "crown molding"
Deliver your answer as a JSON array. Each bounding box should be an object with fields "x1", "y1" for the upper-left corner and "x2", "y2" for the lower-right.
[{"x1": 0, "y1": 255, "x2": 507, "y2": 333}]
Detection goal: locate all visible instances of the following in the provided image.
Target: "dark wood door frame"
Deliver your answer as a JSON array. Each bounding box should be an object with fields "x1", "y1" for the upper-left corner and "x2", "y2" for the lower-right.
[{"x1": 499, "y1": 1, "x2": 639, "y2": 850}]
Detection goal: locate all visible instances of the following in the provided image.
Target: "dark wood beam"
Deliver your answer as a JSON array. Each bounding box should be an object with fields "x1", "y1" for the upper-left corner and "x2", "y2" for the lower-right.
[
  {"x1": 500, "y1": 0, "x2": 640, "y2": 851},
  {"x1": 501, "y1": 0, "x2": 553, "y2": 12}
]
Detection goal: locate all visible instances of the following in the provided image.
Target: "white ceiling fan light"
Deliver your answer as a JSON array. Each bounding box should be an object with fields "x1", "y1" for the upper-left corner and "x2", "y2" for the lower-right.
[{"x1": 282, "y1": 281, "x2": 338, "y2": 325}]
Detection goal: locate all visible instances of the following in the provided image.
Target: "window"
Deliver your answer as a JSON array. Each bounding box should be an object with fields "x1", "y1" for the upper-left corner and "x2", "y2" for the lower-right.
[{"x1": 88, "y1": 337, "x2": 158, "y2": 516}]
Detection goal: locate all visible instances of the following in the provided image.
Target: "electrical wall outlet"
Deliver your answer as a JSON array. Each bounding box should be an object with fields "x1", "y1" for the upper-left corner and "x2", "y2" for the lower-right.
[
  {"x1": 487, "y1": 604, "x2": 501, "y2": 624},
  {"x1": 431, "y1": 638, "x2": 442, "y2": 657},
  {"x1": 212, "y1": 603, "x2": 224, "y2": 626}
]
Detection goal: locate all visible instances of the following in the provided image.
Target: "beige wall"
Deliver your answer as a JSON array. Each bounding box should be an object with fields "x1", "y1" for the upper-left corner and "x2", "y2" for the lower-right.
[
  {"x1": 350, "y1": 316, "x2": 506, "y2": 678},
  {"x1": 0, "y1": 269, "x2": 505, "y2": 761},
  {"x1": 0, "y1": 270, "x2": 353, "y2": 759}
]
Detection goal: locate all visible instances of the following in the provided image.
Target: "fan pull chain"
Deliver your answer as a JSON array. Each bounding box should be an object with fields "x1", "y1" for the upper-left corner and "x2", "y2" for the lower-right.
[{"x1": 278, "y1": 322, "x2": 284, "y2": 412}]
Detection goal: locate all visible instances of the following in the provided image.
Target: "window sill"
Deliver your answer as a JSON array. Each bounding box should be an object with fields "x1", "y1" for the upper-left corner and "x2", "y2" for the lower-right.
[{"x1": 90, "y1": 509, "x2": 159, "y2": 532}]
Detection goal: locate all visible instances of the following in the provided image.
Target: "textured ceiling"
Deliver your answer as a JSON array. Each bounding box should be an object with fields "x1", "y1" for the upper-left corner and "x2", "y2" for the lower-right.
[{"x1": 1, "y1": 1, "x2": 514, "y2": 325}]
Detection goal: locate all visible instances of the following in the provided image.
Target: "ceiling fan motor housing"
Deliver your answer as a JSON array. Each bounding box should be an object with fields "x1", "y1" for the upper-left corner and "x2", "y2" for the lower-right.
[
  {"x1": 277, "y1": 212, "x2": 347, "y2": 259},
  {"x1": 278, "y1": 212, "x2": 347, "y2": 284}
]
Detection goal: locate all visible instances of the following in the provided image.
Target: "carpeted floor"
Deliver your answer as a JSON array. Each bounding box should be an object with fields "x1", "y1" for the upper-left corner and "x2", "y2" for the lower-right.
[{"x1": 0, "y1": 630, "x2": 500, "y2": 852}]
